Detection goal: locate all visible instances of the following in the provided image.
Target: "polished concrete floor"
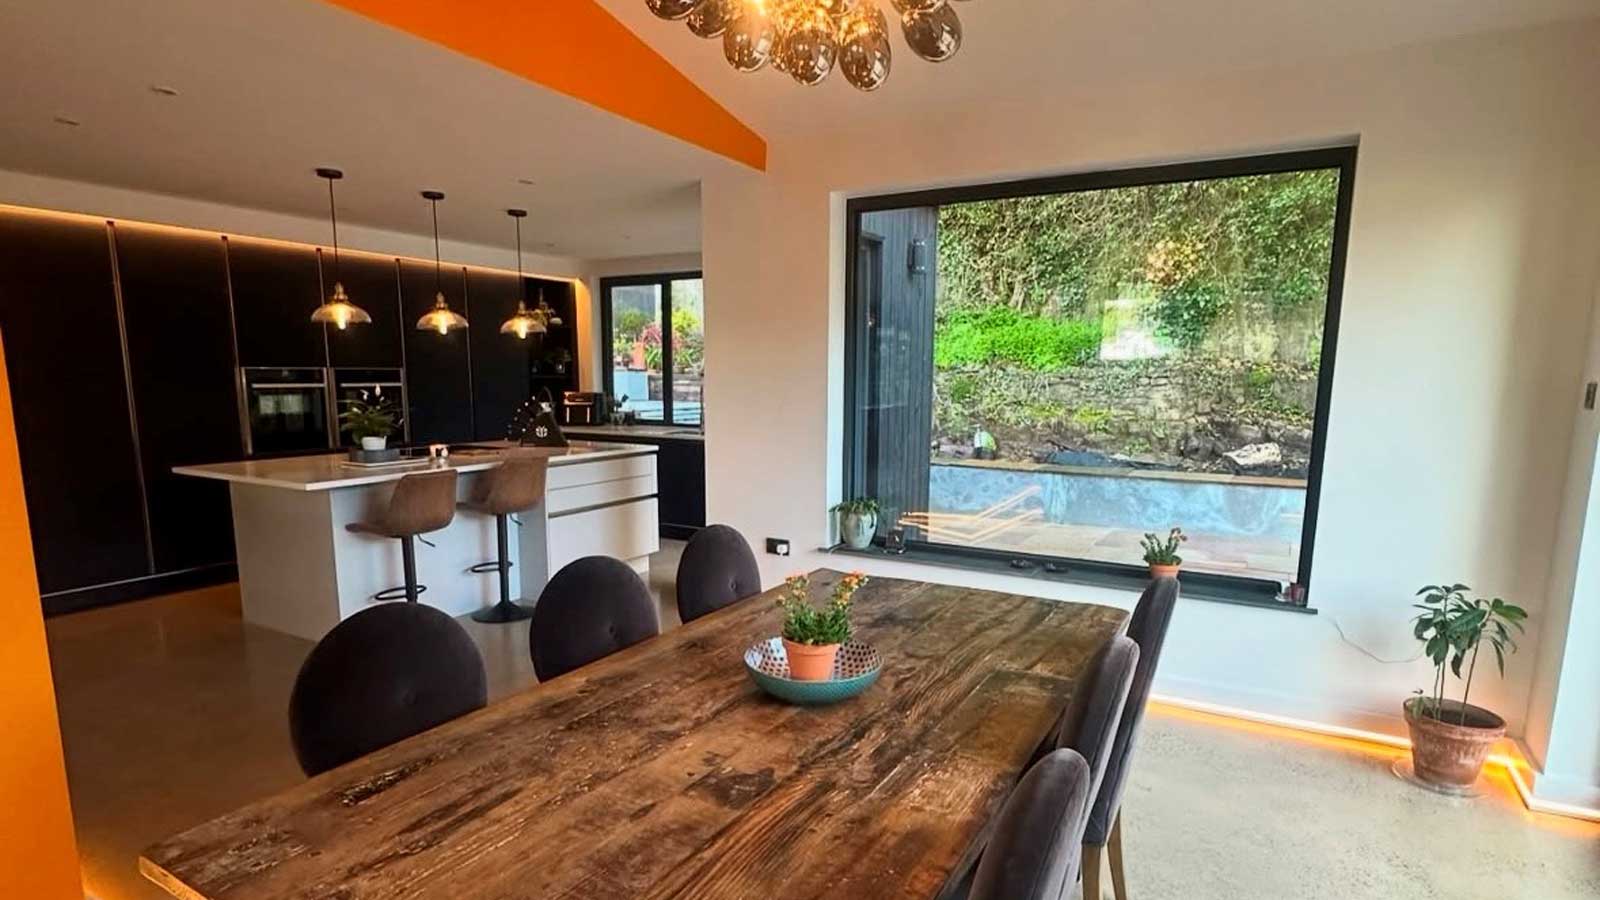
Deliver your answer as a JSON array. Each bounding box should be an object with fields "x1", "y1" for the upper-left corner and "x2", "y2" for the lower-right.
[{"x1": 47, "y1": 543, "x2": 1598, "y2": 900}]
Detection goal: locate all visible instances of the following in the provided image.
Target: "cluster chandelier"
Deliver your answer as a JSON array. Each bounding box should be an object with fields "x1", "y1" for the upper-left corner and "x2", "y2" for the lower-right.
[{"x1": 646, "y1": 0, "x2": 965, "y2": 91}]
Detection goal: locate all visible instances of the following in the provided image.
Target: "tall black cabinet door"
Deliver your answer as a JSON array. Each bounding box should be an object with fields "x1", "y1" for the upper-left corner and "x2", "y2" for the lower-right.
[
  {"x1": 0, "y1": 212, "x2": 150, "y2": 594},
  {"x1": 400, "y1": 261, "x2": 472, "y2": 443},
  {"x1": 465, "y1": 269, "x2": 534, "y2": 441},
  {"x1": 227, "y1": 237, "x2": 326, "y2": 368},
  {"x1": 113, "y1": 223, "x2": 241, "y2": 574},
  {"x1": 527, "y1": 278, "x2": 580, "y2": 396},
  {"x1": 324, "y1": 252, "x2": 404, "y2": 369}
]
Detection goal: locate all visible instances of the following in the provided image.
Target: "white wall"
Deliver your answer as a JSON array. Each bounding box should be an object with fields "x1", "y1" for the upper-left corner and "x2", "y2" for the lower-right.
[
  {"x1": 578, "y1": 253, "x2": 705, "y2": 393},
  {"x1": 700, "y1": 18, "x2": 1600, "y2": 771}
]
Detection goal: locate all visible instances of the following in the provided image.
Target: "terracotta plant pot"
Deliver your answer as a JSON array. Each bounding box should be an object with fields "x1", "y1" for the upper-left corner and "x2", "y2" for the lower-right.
[
  {"x1": 1402, "y1": 696, "x2": 1505, "y2": 790},
  {"x1": 1148, "y1": 563, "x2": 1180, "y2": 579},
  {"x1": 783, "y1": 639, "x2": 840, "y2": 682}
]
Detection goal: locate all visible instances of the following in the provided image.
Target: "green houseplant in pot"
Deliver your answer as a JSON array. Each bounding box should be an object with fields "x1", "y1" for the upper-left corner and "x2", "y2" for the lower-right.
[
  {"x1": 340, "y1": 396, "x2": 398, "y2": 451},
  {"x1": 833, "y1": 498, "x2": 880, "y2": 550},
  {"x1": 1403, "y1": 583, "x2": 1527, "y2": 793},
  {"x1": 1140, "y1": 527, "x2": 1186, "y2": 578},
  {"x1": 777, "y1": 572, "x2": 867, "y2": 681}
]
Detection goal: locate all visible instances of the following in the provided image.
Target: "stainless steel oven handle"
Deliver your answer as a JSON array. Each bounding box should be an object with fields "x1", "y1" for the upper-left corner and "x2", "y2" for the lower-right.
[{"x1": 249, "y1": 382, "x2": 329, "y2": 389}]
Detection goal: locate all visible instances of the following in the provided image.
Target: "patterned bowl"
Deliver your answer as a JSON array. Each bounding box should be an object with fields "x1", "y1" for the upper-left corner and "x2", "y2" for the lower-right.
[{"x1": 743, "y1": 638, "x2": 882, "y2": 706}]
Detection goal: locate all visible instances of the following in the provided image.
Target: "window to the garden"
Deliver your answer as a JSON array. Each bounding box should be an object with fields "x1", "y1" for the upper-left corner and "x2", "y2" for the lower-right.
[
  {"x1": 601, "y1": 272, "x2": 705, "y2": 426},
  {"x1": 843, "y1": 149, "x2": 1355, "y2": 596}
]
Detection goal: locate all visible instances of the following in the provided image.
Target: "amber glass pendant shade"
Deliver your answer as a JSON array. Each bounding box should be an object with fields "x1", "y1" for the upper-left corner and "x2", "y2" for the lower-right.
[
  {"x1": 418, "y1": 292, "x2": 468, "y2": 335},
  {"x1": 310, "y1": 282, "x2": 373, "y2": 331},
  {"x1": 499, "y1": 301, "x2": 545, "y2": 339},
  {"x1": 309, "y1": 168, "x2": 372, "y2": 328}
]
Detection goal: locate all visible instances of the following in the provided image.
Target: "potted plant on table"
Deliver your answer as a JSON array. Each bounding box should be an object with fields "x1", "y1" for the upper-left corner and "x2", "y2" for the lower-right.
[
  {"x1": 778, "y1": 572, "x2": 868, "y2": 681},
  {"x1": 1140, "y1": 527, "x2": 1187, "y2": 578},
  {"x1": 1402, "y1": 583, "x2": 1527, "y2": 793},
  {"x1": 833, "y1": 497, "x2": 881, "y2": 550},
  {"x1": 340, "y1": 396, "x2": 399, "y2": 451}
]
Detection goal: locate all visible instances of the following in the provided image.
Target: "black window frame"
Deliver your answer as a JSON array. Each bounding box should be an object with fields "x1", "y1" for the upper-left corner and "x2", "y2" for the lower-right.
[
  {"x1": 842, "y1": 146, "x2": 1358, "y2": 605},
  {"x1": 599, "y1": 270, "x2": 704, "y2": 425}
]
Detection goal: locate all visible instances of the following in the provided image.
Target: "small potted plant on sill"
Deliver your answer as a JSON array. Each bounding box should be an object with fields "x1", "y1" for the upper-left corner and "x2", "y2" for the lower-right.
[
  {"x1": 1402, "y1": 583, "x2": 1527, "y2": 793},
  {"x1": 1140, "y1": 527, "x2": 1186, "y2": 578},
  {"x1": 340, "y1": 396, "x2": 399, "y2": 451},
  {"x1": 778, "y1": 571, "x2": 867, "y2": 681},
  {"x1": 832, "y1": 497, "x2": 881, "y2": 551}
]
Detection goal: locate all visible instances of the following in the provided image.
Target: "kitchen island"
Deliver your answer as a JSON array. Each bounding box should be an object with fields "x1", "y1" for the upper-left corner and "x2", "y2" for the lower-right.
[{"x1": 175, "y1": 441, "x2": 658, "y2": 640}]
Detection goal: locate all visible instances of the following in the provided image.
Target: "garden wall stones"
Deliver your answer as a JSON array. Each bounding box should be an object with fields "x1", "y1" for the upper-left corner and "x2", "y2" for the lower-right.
[{"x1": 934, "y1": 356, "x2": 1318, "y2": 477}]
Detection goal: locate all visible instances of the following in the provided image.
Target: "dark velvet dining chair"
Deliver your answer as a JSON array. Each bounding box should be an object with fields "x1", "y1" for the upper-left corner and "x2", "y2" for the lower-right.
[
  {"x1": 1057, "y1": 634, "x2": 1140, "y2": 804},
  {"x1": 1082, "y1": 576, "x2": 1179, "y2": 900},
  {"x1": 528, "y1": 555, "x2": 660, "y2": 681},
  {"x1": 966, "y1": 749, "x2": 1095, "y2": 900},
  {"x1": 288, "y1": 603, "x2": 487, "y2": 777},
  {"x1": 675, "y1": 524, "x2": 761, "y2": 623}
]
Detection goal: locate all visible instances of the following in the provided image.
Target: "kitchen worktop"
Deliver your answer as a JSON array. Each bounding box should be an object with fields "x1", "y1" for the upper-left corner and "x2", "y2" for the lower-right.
[
  {"x1": 172, "y1": 440, "x2": 656, "y2": 492},
  {"x1": 562, "y1": 424, "x2": 705, "y2": 442}
]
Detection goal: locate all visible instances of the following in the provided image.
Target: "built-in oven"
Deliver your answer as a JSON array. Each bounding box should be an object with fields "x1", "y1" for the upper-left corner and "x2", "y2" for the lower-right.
[
  {"x1": 239, "y1": 367, "x2": 333, "y2": 456},
  {"x1": 332, "y1": 368, "x2": 408, "y2": 447}
]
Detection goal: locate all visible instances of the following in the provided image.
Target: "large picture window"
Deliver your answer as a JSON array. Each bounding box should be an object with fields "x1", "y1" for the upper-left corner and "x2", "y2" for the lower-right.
[
  {"x1": 843, "y1": 148, "x2": 1356, "y2": 602},
  {"x1": 601, "y1": 272, "x2": 704, "y2": 425}
]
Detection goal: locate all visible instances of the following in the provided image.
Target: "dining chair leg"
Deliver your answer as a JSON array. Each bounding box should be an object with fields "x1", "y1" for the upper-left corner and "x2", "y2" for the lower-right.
[
  {"x1": 1083, "y1": 843, "x2": 1103, "y2": 900},
  {"x1": 1108, "y1": 812, "x2": 1128, "y2": 900}
]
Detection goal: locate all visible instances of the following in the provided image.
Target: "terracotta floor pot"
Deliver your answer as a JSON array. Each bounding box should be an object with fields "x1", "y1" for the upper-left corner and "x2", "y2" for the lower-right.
[
  {"x1": 1403, "y1": 697, "x2": 1505, "y2": 790},
  {"x1": 783, "y1": 640, "x2": 840, "y2": 681},
  {"x1": 1148, "y1": 563, "x2": 1181, "y2": 579}
]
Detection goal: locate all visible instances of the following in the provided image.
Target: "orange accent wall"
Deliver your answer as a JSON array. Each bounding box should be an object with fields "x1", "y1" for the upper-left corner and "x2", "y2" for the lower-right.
[
  {"x1": 322, "y1": 0, "x2": 766, "y2": 171},
  {"x1": 0, "y1": 334, "x2": 82, "y2": 899}
]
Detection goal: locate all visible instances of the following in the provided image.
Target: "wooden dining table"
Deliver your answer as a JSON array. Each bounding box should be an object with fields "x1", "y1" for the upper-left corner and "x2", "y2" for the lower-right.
[{"x1": 141, "y1": 570, "x2": 1129, "y2": 900}]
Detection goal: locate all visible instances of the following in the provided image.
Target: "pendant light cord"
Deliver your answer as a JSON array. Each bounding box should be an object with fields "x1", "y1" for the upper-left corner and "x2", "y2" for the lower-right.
[
  {"x1": 325, "y1": 176, "x2": 341, "y2": 280},
  {"x1": 430, "y1": 198, "x2": 442, "y2": 295},
  {"x1": 514, "y1": 215, "x2": 527, "y2": 305}
]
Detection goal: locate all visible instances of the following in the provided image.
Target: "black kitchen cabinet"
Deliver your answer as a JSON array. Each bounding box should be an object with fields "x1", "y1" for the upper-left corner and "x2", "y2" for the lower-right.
[
  {"x1": 400, "y1": 260, "x2": 473, "y2": 443},
  {"x1": 323, "y1": 252, "x2": 404, "y2": 369},
  {"x1": 465, "y1": 269, "x2": 534, "y2": 441},
  {"x1": 113, "y1": 223, "x2": 241, "y2": 574},
  {"x1": 0, "y1": 212, "x2": 151, "y2": 595},
  {"x1": 656, "y1": 439, "x2": 707, "y2": 538},
  {"x1": 227, "y1": 237, "x2": 326, "y2": 368},
  {"x1": 527, "y1": 278, "x2": 580, "y2": 399}
]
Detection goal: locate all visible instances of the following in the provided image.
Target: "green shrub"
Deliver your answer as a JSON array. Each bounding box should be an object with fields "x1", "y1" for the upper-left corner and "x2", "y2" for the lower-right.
[{"x1": 934, "y1": 308, "x2": 1101, "y2": 371}]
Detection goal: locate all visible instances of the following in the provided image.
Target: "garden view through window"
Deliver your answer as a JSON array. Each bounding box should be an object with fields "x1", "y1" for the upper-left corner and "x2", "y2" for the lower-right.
[
  {"x1": 603, "y1": 273, "x2": 705, "y2": 426},
  {"x1": 846, "y1": 150, "x2": 1353, "y2": 591}
]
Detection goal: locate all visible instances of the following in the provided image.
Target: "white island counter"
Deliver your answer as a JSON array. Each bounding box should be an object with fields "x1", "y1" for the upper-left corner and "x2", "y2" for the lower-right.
[{"x1": 176, "y1": 441, "x2": 659, "y2": 640}]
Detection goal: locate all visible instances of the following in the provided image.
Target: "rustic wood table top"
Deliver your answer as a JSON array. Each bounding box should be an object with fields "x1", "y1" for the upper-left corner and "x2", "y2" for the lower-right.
[{"x1": 141, "y1": 570, "x2": 1128, "y2": 900}]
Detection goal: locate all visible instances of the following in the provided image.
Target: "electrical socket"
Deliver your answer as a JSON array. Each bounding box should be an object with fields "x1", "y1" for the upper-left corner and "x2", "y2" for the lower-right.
[{"x1": 766, "y1": 538, "x2": 791, "y2": 557}]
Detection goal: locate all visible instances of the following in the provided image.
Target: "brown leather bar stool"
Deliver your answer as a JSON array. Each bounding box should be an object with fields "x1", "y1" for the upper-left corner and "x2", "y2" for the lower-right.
[
  {"x1": 460, "y1": 454, "x2": 547, "y2": 623},
  {"x1": 345, "y1": 469, "x2": 458, "y2": 604}
]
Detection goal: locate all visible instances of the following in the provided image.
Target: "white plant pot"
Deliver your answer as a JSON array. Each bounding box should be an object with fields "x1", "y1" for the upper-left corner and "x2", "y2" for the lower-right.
[
  {"x1": 360, "y1": 436, "x2": 388, "y2": 451},
  {"x1": 840, "y1": 511, "x2": 878, "y2": 550}
]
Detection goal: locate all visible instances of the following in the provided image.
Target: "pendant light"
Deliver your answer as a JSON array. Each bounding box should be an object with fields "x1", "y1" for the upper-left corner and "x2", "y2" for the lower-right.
[
  {"x1": 308, "y1": 168, "x2": 372, "y2": 330},
  {"x1": 415, "y1": 190, "x2": 468, "y2": 335},
  {"x1": 499, "y1": 209, "x2": 543, "y2": 340}
]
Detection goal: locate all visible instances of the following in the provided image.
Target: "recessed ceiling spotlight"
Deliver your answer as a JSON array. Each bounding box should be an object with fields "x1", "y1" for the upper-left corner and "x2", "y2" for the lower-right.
[
  {"x1": 149, "y1": 84, "x2": 180, "y2": 97},
  {"x1": 52, "y1": 115, "x2": 81, "y2": 127}
]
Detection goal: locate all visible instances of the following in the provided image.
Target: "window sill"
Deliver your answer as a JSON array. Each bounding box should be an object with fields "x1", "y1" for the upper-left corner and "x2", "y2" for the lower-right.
[{"x1": 824, "y1": 544, "x2": 1318, "y2": 616}]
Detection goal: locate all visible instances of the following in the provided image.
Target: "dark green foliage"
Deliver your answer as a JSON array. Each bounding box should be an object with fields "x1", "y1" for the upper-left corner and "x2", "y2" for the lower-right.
[
  {"x1": 778, "y1": 572, "x2": 867, "y2": 646},
  {"x1": 934, "y1": 307, "x2": 1101, "y2": 371},
  {"x1": 1140, "y1": 527, "x2": 1187, "y2": 565},
  {"x1": 831, "y1": 497, "x2": 880, "y2": 517},
  {"x1": 1411, "y1": 584, "x2": 1528, "y2": 725},
  {"x1": 339, "y1": 396, "x2": 398, "y2": 440}
]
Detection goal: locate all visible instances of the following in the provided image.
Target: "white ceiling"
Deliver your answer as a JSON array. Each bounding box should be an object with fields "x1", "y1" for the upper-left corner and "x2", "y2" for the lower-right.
[
  {"x1": 0, "y1": 0, "x2": 727, "y2": 259},
  {"x1": 0, "y1": 1, "x2": 1595, "y2": 260},
  {"x1": 599, "y1": 0, "x2": 1600, "y2": 137}
]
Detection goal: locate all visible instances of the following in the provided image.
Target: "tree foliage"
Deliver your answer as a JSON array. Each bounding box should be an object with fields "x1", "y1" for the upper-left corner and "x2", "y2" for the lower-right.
[{"x1": 937, "y1": 169, "x2": 1340, "y2": 348}]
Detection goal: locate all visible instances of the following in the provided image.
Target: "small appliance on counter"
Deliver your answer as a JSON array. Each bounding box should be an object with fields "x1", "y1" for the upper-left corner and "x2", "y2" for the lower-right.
[{"x1": 561, "y1": 391, "x2": 604, "y2": 426}]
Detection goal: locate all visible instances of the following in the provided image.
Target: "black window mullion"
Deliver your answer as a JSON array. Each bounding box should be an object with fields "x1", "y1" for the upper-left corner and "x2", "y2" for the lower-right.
[{"x1": 659, "y1": 275, "x2": 674, "y2": 425}]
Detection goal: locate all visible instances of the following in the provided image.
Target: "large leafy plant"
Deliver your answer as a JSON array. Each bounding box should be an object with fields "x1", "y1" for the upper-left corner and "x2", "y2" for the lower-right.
[
  {"x1": 1411, "y1": 584, "x2": 1527, "y2": 725},
  {"x1": 339, "y1": 396, "x2": 398, "y2": 440},
  {"x1": 779, "y1": 572, "x2": 867, "y2": 646}
]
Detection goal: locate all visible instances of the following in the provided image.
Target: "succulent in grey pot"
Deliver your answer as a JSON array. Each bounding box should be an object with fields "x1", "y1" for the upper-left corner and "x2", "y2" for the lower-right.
[{"x1": 833, "y1": 498, "x2": 881, "y2": 550}]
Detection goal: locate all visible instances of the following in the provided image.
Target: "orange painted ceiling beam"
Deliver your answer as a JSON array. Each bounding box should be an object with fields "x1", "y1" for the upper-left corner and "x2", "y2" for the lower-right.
[{"x1": 323, "y1": 0, "x2": 766, "y2": 170}]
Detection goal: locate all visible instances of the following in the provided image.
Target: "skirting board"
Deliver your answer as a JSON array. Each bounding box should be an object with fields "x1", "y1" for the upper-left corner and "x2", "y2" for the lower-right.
[{"x1": 1151, "y1": 692, "x2": 1600, "y2": 823}]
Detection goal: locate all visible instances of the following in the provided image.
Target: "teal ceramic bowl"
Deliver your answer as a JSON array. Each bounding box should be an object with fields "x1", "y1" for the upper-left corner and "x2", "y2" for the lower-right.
[{"x1": 744, "y1": 638, "x2": 882, "y2": 706}]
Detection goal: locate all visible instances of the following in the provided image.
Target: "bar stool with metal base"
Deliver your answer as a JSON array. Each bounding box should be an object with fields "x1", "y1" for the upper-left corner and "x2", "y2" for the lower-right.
[
  {"x1": 461, "y1": 454, "x2": 547, "y2": 623},
  {"x1": 345, "y1": 469, "x2": 459, "y2": 604}
]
